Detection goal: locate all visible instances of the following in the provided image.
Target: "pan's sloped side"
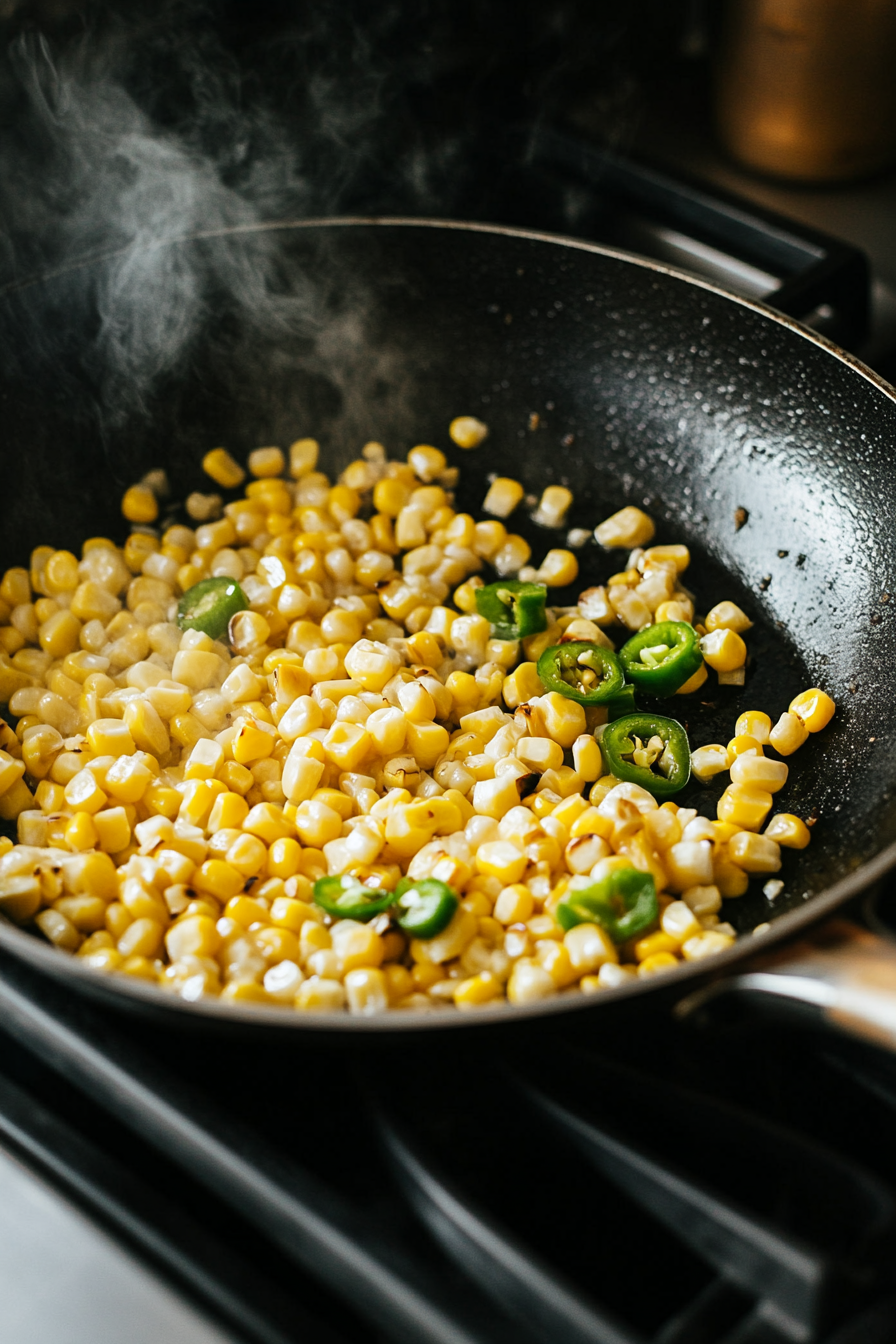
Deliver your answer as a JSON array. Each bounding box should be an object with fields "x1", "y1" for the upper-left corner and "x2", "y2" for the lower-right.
[{"x1": 0, "y1": 219, "x2": 894, "y2": 1028}]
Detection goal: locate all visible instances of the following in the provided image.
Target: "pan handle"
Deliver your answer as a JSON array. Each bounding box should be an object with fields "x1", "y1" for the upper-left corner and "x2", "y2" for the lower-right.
[{"x1": 677, "y1": 919, "x2": 896, "y2": 1052}]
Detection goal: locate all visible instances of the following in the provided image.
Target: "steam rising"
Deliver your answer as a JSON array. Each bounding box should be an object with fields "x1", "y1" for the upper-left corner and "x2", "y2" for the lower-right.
[{"x1": 0, "y1": 2, "x2": 658, "y2": 433}]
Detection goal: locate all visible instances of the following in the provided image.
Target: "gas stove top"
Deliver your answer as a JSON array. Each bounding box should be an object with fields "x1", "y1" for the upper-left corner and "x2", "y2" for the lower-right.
[{"x1": 2, "y1": 121, "x2": 896, "y2": 1344}]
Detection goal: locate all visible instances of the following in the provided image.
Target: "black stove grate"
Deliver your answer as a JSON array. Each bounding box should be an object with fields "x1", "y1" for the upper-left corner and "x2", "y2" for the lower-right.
[{"x1": 2, "y1": 937, "x2": 896, "y2": 1344}]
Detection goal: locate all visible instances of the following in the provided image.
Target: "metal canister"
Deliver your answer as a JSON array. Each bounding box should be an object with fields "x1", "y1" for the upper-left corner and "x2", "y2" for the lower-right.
[{"x1": 714, "y1": 0, "x2": 896, "y2": 182}]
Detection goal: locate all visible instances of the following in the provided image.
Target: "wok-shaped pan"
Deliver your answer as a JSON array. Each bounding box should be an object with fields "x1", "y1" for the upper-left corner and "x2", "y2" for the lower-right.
[{"x1": 2, "y1": 218, "x2": 896, "y2": 1039}]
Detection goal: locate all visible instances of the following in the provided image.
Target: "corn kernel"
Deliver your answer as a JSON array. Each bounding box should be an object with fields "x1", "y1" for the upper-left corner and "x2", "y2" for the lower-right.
[
  {"x1": 728, "y1": 831, "x2": 782, "y2": 873},
  {"x1": 764, "y1": 812, "x2": 811, "y2": 849},
  {"x1": 700, "y1": 628, "x2": 746, "y2": 673},
  {"x1": 735, "y1": 710, "x2": 771, "y2": 744},
  {"x1": 637, "y1": 951, "x2": 679, "y2": 976},
  {"x1": 768, "y1": 711, "x2": 809, "y2": 756},
  {"x1": 705, "y1": 601, "x2": 753, "y2": 634},
  {"x1": 453, "y1": 971, "x2": 502, "y2": 1009},
  {"x1": 789, "y1": 688, "x2": 835, "y2": 733},
  {"x1": 122, "y1": 484, "x2": 159, "y2": 525},
  {"x1": 716, "y1": 784, "x2": 773, "y2": 831},
  {"x1": 537, "y1": 549, "x2": 578, "y2": 587},
  {"x1": 449, "y1": 416, "x2": 488, "y2": 449},
  {"x1": 595, "y1": 506, "x2": 654, "y2": 549}
]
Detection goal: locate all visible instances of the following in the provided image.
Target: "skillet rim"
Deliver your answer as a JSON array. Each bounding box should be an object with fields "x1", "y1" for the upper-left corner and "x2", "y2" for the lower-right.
[{"x1": 1, "y1": 213, "x2": 894, "y2": 1031}]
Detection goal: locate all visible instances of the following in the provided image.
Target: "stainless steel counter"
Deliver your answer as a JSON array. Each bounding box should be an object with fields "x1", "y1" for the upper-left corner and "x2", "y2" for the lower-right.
[{"x1": 0, "y1": 1144, "x2": 234, "y2": 1344}]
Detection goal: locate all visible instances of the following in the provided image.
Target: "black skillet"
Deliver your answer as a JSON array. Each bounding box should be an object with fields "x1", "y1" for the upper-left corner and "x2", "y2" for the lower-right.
[{"x1": 2, "y1": 218, "x2": 896, "y2": 1041}]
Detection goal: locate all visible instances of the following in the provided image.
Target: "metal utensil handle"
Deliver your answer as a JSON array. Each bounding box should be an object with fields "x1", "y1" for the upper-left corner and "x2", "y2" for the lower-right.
[{"x1": 678, "y1": 920, "x2": 896, "y2": 1051}]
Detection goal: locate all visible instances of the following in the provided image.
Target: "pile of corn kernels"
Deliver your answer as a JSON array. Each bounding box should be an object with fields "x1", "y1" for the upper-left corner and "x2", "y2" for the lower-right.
[{"x1": 0, "y1": 420, "x2": 834, "y2": 1014}]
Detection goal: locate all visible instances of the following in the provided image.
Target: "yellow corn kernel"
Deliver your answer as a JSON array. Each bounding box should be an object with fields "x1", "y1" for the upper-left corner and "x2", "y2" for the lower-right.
[
  {"x1": 208, "y1": 790, "x2": 250, "y2": 833},
  {"x1": 225, "y1": 832, "x2": 268, "y2": 878},
  {"x1": 191, "y1": 859, "x2": 245, "y2": 902},
  {"x1": 494, "y1": 884, "x2": 534, "y2": 924},
  {"x1": 564, "y1": 923, "x2": 618, "y2": 975},
  {"x1": 537, "y1": 691, "x2": 586, "y2": 748},
  {"x1": 726, "y1": 734, "x2": 763, "y2": 764},
  {"x1": 246, "y1": 445, "x2": 284, "y2": 478},
  {"x1": 730, "y1": 754, "x2": 788, "y2": 793},
  {"x1": 243, "y1": 802, "x2": 293, "y2": 844},
  {"x1": 570, "y1": 734, "x2": 601, "y2": 782},
  {"x1": 735, "y1": 711, "x2": 771, "y2": 744},
  {"x1": 532, "y1": 485, "x2": 573, "y2": 528},
  {"x1": 705, "y1": 601, "x2": 753, "y2": 634},
  {"x1": 0, "y1": 750, "x2": 25, "y2": 797},
  {"x1": 453, "y1": 971, "x2": 502, "y2": 1009},
  {"x1": 330, "y1": 920, "x2": 384, "y2": 974},
  {"x1": 672, "y1": 662, "x2": 708, "y2": 696},
  {"x1": 514, "y1": 737, "x2": 562, "y2": 773},
  {"x1": 716, "y1": 784, "x2": 773, "y2": 831},
  {"x1": 288, "y1": 437, "x2": 319, "y2": 477},
  {"x1": 117, "y1": 917, "x2": 166, "y2": 959},
  {"x1": 475, "y1": 841, "x2": 528, "y2": 886},
  {"x1": 218, "y1": 982, "x2": 271, "y2": 1005},
  {"x1": 0, "y1": 873, "x2": 42, "y2": 921},
  {"x1": 294, "y1": 976, "x2": 344, "y2": 1011},
  {"x1": 268, "y1": 896, "x2": 315, "y2": 932},
  {"x1": 406, "y1": 631, "x2": 442, "y2": 668},
  {"x1": 701, "y1": 628, "x2": 747, "y2": 673},
  {"x1": 500, "y1": 661, "x2": 544, "y2": 710},
  {"x1": 594, "y1": 506, "x2": 654, "y2": 549},
  {"x1": 764, "y1": 812, "x2": 811, "y2": 849},
  {"x1": 219, "y1": 761, "x2": 254, "y2": 796},
  {"x1": 85, "y1": 719, "x2": 135, "y2": 758},
  {"x1": 35, "y1": 780, "x2": 66, "y2": 814},
  {"x1": 537, "y1": 549, "x2": 578, "y2": 587},
  {"x1": 184, "y1": 738, "x2": 225, "y2": 781},
  {"x1": 728, "y1": 831, "x2": 781, "y2": 873},
  {"x1": 36, "y1": 907, "x2": 82, "y2": 952},
  {"x1": 231, "y1": 718, "x2": 275, "y2": 765},
  {"x1": 642, "y1": 544, "x2": 690, "y2": 573},
  {"x1": 507, "y1": 958, "x2": 556, "y2": 1004},
  {"x1": 638, "y1": 951, "x2": 680, "y2": 976},
  {"x1": 64, "y1": 811, "x2": 99, "y2": 852},
  {"x1": 203, "y1": 447, "x2": 246, "y2": 489},
  {"x1": 633, "y1": 930, "x2": 678, "y2": 963},
  {"x1": 660, "y1": 900, "x2": 702, "y2": 945},
  {"x1": 689, "y1": 744, "x2": 728, "y2": 783},
  {"x1": 63, "y1": 769, "x2": 107, "y2": 815},
  {"x1": 789, "y1": 688, "x2": 835, "y2": 733},
  {"x1": 92, "y1": 807, "x2": 132, "y2": 854},
  {"x1": 253, "y1": 926, "x2": 301, "y2": 966},
  {"x1": 768, "y1": 711, "x2": 809, "y2": 756},
  {"x1": 122, "y1": 484, "x2": 159, "y2": 525},
  {"x1": 124, "y1": 698, "x2": 170, "y2": 758},
  {"x1": 682, "y1": 930, "x2": 735, "y2": 960},
  {"x1": 104, "y1": 902, "x2": 132, "y2": 940},
  {"x1": 372, "y1": 477, "x2": 413, "y2": 517},
  {"x1": 322, "y1": 721, "x2": 372, "y2": 772},
  {"x1": 453, "y1": 578, "x2": 483, "y2": 615},
  {"x1": 482, "y1": 477, "x2": 524, "y2": 519},
  {"x1": 533, "y1": 939, "x2": 577, "y2": 988},
  {"x1": 39, "y1": 610, "x2": 82, "y2": 659},
  {"x1": 449, "y1": 415, "x2": 488, "y2": 449}
]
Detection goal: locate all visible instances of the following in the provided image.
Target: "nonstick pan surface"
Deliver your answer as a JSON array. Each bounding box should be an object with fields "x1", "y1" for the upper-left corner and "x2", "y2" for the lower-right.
[{"x1": 1, "y1": 218, "x2": 895, "y2": 1032}]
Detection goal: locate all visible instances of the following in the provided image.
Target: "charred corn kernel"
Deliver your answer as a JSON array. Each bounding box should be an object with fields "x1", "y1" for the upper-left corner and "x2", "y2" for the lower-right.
[
  {"x1": 122, "y1": 484, "x2": 159, "y2": 525},
  {"x1": 564, "y1": 922, "x2": 618, "y2": 974},
  {"x1": 483, "y1": 477, "x2": 524, "y2": 519},
  {"x1": 538, "y1": 549, "x2": 578, "y2": 587},
  {"x1": 202, "y1": 447, "x2": 245, "y2": 489},
  {"x1": 735, "y1": 711, "x2": 771, "y2": 744},
  {"x1": 769, "y1": 711, "x2": 809, "y2": 756},
  {"x1": 36, "y1": 907, "x2": 82, "y2": 952},
  {"x1": 93, "y1": 807, "x2": 132, "y2": 854},
  {"x1": 716, "y1": 784, "x2": 773, "y2": 831},
  {"x1": 790, "y1": 688, "x2": 835, "y2": 733},
  {"x1": 764, "y1": 813, "x2": 811, "y2": 848},
  {"x1": 700, "y1": 628, "x2": 746, "y2": 673},
  {"x1": 232, "y1": 719, "x2": 275, "y2": 765},
  {"x1": 450, "y1": 415, "x2": 488, "y2": 449},
  {"x1": 726, "y1": 735, "x2": 763, "y2": 764},
  {"x1": 730, "y1": 754, "x2": 788, "y2": 792},
  {"x1": 595, "y1": 506, "x2": 655, "y2": 549},
  {"x1": 637, "y1": 951, "x2": 679, "y2": 976},
  {"x1": 682, "y1": 930, "x2": 735, "y2": 960},
  {"x1": 705, "y1": 601, "x2": 753, "y2": 634},
  {"x1": 39, "y1": 610, "x2": 82, "y2": 659}
]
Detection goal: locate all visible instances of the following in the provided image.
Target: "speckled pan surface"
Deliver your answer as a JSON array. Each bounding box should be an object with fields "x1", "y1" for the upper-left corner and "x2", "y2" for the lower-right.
[{"x1": 1, "y1": 217, "x2": 895, "y2": 1031}]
